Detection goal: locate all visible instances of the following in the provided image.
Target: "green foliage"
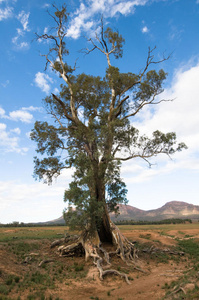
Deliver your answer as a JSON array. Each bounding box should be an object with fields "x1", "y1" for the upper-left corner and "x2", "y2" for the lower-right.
[
  {"x1": 31, "y1": 5, "x2": 187, "y2": 234},
  {"x1": 104, "y1": 27, "x2": 125, "y2": 59}
]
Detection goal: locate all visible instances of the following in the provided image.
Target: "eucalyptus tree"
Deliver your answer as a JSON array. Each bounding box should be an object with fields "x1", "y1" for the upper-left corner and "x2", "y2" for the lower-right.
[{"x1": 31, "y1": 5, "x2": 186, "y2": 280}]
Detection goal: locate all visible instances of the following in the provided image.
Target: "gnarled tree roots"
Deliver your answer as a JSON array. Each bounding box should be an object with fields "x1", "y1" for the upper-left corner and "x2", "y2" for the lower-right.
[{"x1": 51, "y1": 223, "x2": 144, "y2": 284}]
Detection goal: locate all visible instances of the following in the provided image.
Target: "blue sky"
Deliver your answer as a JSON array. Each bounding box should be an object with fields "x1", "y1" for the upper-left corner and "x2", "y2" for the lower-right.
[{"x1": 0, "y1": 0, "x2": 199, "y2": 223}]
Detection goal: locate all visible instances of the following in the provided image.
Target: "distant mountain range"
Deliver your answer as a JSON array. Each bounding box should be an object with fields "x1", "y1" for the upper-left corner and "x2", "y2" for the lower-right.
[
  {"x1": 43, "y1": 201, "x2": 199, "y2": 225},
  {"x1": 110, "y1": 201, "x2": 199, "y2": 221}
]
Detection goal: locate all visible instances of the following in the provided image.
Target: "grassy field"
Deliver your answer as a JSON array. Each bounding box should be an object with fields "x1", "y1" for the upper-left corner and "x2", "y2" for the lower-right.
[
  {"x1": 1, "y1": 222, "x2": 199, "y2": 242},
  {"x1": 118, "y1": 222, "x2": 199, "y2": 231},
  {"x1": 0, "y1": 226, "x2": 68, "y2": 242}
]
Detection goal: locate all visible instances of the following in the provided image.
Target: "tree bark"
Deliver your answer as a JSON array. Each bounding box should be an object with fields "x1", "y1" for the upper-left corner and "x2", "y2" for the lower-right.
[{"x1": 98, "y1": 204, "x2": 113, "y2": 243}]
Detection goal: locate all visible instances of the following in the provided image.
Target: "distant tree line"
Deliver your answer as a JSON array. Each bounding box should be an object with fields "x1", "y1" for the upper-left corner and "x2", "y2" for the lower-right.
[
  {"x1": 0, "y1": 218, "x2": 194, "y2": 227},
  {"x1": 0, "y1": 222, "x2": 65, "y2": 227},
  {"x1": 114, "y1": 218, "x2": 193, "y2": 225}
]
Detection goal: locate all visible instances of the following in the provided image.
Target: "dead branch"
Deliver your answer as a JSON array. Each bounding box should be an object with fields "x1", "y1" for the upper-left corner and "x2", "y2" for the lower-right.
[
  {"x1": 168, "y1": 286, "x2": 186, "y2": 297},
  {"x1": 38, "y1": 259, "x2": 54, "y2": 267}
]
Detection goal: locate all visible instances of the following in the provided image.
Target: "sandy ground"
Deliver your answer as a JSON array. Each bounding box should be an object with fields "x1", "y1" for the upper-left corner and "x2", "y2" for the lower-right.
[{"x1": 0, "y1": 226, "x2": 199, "y2": 300}]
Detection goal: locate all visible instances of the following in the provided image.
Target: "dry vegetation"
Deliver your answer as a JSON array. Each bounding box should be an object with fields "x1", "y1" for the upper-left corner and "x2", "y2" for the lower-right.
[{"x1": 0, "y1": 223, "x2": 199, "y2": 300}]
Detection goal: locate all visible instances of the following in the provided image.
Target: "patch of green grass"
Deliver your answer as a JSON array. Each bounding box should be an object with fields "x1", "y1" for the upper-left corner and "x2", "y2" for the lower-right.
[
  {"x1": 184, "y1": 234, "x2": 194, "y2": 238},
  {"x1": 152, "y1": 239, "x2": 161, "y2": 244},
  {"x1": 64, "y1": 262, "x2": 86, "y2": 279},
  {"x1": 178, "y1": 239, "x2": 199, "y2": 260},
  {"x1": 26, "y1": 292, "x2": 47, "y2": 300},
  {"x1": 0, "y1": 284, "x2": 9, "y2": 295},
  {"x1": 0, "y1": 227, "x2": 67, "y2": 242},
  {"x1": 178, "y1": 231, "x2": 185, "y2": 235},
  {"x1": 7, "y1": 242, "x2": 40, "y2": 260},
  {"x1": 139, "y1": 233, "x2": 151, "y2": 240},
  {"x1": 162, "y1": 239, "x2": 199, "y2": 299},
  {"x1": 5, "y1": 277, "x2": 13, "y2": 286}
]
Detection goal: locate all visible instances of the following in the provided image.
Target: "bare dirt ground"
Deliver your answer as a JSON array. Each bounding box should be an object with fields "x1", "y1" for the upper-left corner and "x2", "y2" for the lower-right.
[{"x1": 0, "y1": 225, "x2": 199, "y2": 300}]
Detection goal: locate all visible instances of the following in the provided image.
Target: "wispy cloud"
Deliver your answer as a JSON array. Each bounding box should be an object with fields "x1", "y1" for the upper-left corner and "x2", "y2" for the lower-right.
[
  {"x1": 12, "y1": 10, "x2": 30, "y2": 49},
  {"x1": 1, "y1": 79, "x2": 10, "y2": 88},
  {"x1": 168, "y1": 21, "x2": 183, "y2": 41},
  {"x1": 17, "y1": 10, "x2": 30, "y2": 31},
  {"x1": 21, "y1": 106, "x2": 43, "y2": 112},
  {"x1": 67, "y1": 0, "x2": 149, "y2": 39},
  {"x1": 0, "y1": 6, "x2": 12, "y2": 20},
  {"x1": 0, "y1": 122, "x2": 28, "y2": 154},
  {"x1": 0, "y1": 168, "x2": 73, "y2": 223},
  {"x1": 0, "y1": 0, "x2": 15, "y2": 21},
  {"x1": 0, "y1": 107, "x2": 6, "y2": 117},
  {"x1": 34, "y1": 72, "x2": 53, "y2": 94}
]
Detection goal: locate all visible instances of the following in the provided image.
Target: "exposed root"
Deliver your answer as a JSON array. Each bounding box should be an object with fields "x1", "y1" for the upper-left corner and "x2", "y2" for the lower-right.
[
  {"x1": 110, "y1": 222, "x2": 138, "y2": 263},
  {"x1": 50, "y1": 226, "x2": 144, "y2": 283},
  {"x1": 38, "y1": 259, "x2": 54, "y2": 267},
  {"x1": 51, "y1": 234, "x2": 79, "y2": 249},
  {"x1": 58, "y1": 241, "x2": 84, "y2": 257},
  {"x1": 99, "y1": 246, "x2": 111, "y2": 265},
  {"x1": 95, "y1": 255, "x2": 131, "y2": 284},
  {"x1": 142, "y1": 245, "x2": 185, "y2": 256},
  {"x1": 168, "y1": 286, "x2": 186, "y2": 297},
  {"x1": 51, "y1": 238, "x2": 65, "y2": 248}
]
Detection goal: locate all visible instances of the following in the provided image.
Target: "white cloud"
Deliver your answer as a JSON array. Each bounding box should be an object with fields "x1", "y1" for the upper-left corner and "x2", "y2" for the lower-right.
[
  {"x1": 34, "y1": 72, "x2": 53, "y2": 94},
  {"x1": 0, "y1": 106, "x2": 40, "y2": 123},
  {"x1": 0, "y1": 6, "x2": 13, "y2": 21},
  {"x1": 17, "y1": 10, "x2": 30, "y2": 31},
  {"x1": 12, "y1": 10, "x2": 30, "y2": 49},
  {"x1": 53, "y1": 87, "x2": 59, "y2": 94},
  {"x1": 0, "y1": 107, "x2": 6, "y2": 117},
  {"x1": 11, "y1": 127, "x2": 21, "y2": 134},
  {"x1": 9, "y1": 110, "x2": 33, "y2": 123},
  {"x1": 0, "y1": 168, "x2": 73, "y2": 223},
  {"x1": 0, "y1": 122, "x2": 28, "y2": 154},
  {"x1": 0, "y1": 122, "x2": 6, "y2": 131},
  {"x1": 67, "y1": 0, "x2": 148, "y2": 39},
  {"x1": 44, "y1": 26, "x2": 48, "y2": 34},
  {"x1": 42, "y1": 3, "x2": 51, "y2": 9},
  {"x1": 141, "y1": 25, "x2": 149, "y2": 33},
  {"x1": 125, "y1": 61, "x2": 199, "y2": 183},
  {"x1": 135, "y1": 62, "x2": 199, "y2": 141},
  {"x1": 22, "y1": 106, "x2": 43, "y2": 112}
]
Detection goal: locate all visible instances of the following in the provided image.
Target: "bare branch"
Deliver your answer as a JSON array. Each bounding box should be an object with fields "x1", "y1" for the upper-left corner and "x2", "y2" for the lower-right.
[
  {"x1": 113, "y1": 149, "x2": 172, "y2": 163},
  {"x1": 122, "y1": 95, "x2": 174, "y2": 121},
  {"x1": 139, "y1": 46, "x2": 171, "y2": 81}
]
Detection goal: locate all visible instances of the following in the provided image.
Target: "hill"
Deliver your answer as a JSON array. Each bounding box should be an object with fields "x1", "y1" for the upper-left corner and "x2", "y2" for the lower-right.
[
  {"x1": 110, "y1": 201, "x2": 199, "y2": 221},
  {"x1": 44, "y1": 201, "x2": 199, "y2": 224}
]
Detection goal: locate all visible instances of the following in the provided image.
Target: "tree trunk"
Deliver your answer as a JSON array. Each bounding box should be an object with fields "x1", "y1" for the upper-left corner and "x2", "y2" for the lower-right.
[
  {"x1": 54, "y1": 165, "x2": 141, "y2": 283},
  {"x1": 98, "y1": 204, "x2": 113, "y2": 243}
]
